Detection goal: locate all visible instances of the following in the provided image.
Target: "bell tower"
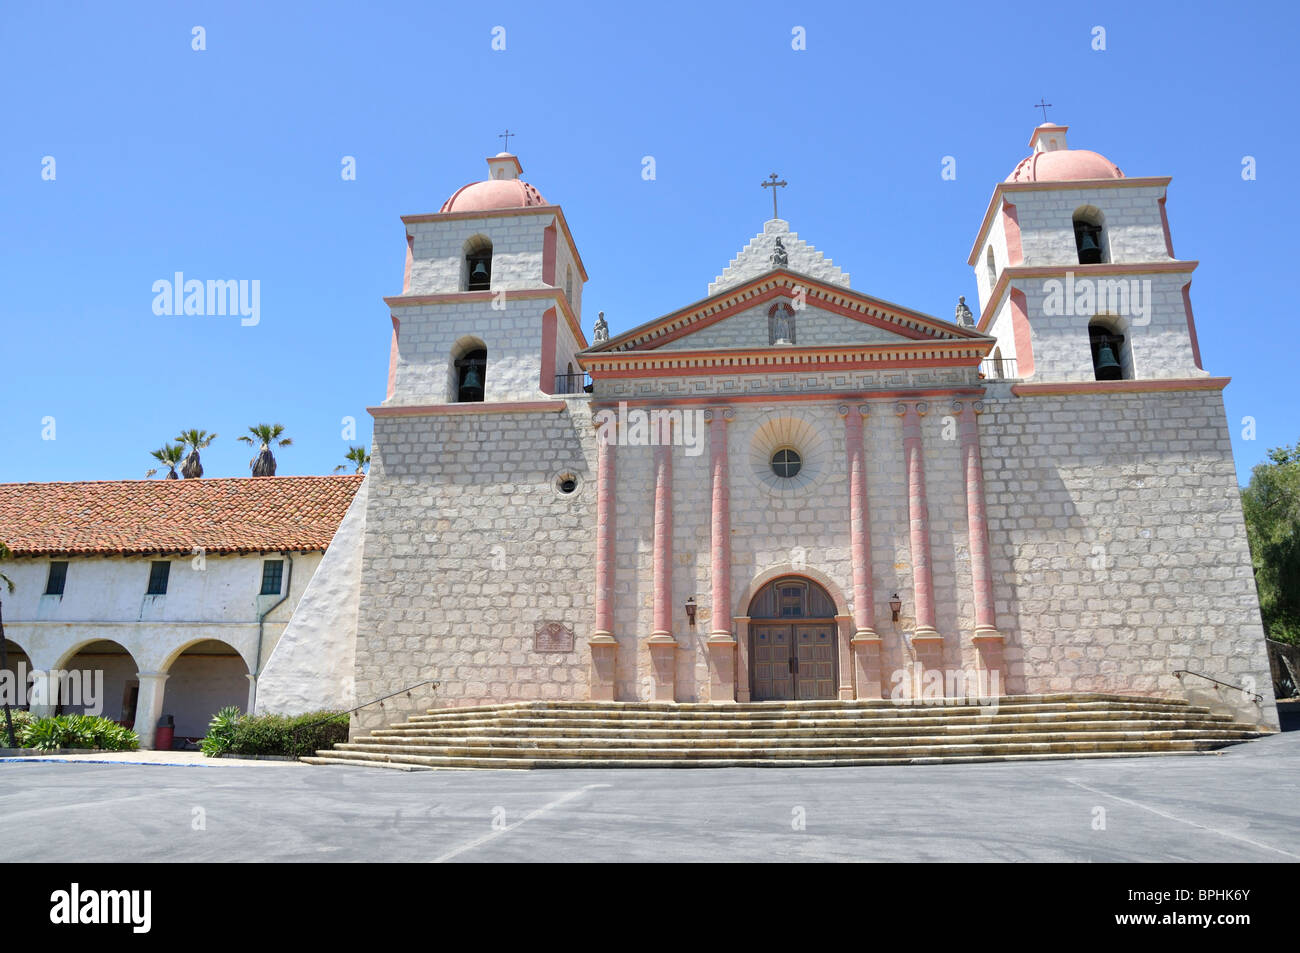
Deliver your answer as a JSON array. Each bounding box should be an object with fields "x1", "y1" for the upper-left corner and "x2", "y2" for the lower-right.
[
  {"x1": 381, "y1": 151, "x2": 589, "y2": 405},
  {"x1": 969, "y1": 122, "x2": 1205, "y2": 383}
]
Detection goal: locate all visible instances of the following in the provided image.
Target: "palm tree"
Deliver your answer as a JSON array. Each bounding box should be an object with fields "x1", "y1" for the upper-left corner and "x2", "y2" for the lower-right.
[
  {"x1": 146, "y1": 443, "x2": 185, "y2": 479},
  {"x1": 175, "y1": 429, "x2": 218, "y2": 478},
  {"x1": 0, "y1": 540, "x2": 16, "y2": 746},
  {"x1": 335, "y1": 446, "x2": 370, "y2": 474},
  {"x1": 238, "y1": 423, "x2": 292, "y2": 477}
]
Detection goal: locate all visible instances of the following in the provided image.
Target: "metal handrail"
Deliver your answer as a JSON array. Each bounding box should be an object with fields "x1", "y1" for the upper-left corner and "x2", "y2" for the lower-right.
[
  {"x1": 1172, "y1": 669, "x2": 1263, "y2": 704},
  {"x1": 289, "y1": 678, "x2": 441, "y2": 737}
]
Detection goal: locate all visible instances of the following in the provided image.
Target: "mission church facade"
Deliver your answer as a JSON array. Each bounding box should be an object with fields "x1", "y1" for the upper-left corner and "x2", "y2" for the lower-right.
[{"x1": 256, "y1": 122, "x2": 1280, "y2": 732}]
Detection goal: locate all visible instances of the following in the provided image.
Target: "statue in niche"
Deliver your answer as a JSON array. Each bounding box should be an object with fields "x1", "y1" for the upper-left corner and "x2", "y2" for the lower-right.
[
  {"x1": 770, "y1": 303, "x2": 795, "y2": 345},
  {"x1": 771, "y1": 237, "x2": 789, "y2": 267}
]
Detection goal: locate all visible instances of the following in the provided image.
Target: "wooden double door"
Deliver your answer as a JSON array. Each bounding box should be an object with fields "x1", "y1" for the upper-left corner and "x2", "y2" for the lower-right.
[{"x1": 751, "y1": 623, "x2": 837, "y2": 701}]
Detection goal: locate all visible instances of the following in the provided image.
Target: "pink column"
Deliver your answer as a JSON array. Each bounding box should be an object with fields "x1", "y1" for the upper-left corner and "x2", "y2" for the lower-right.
[
  {"x1": 955, "y1": 399, "x2": 1004, "y2": 692},
  {"x1": 705, "y1": 408, "x2": 737, "y2": 703},
  {"x1": 841, "y1": 404, "x2": 882, "y2": 698},
  {"x1": 734, "y1": 616, "x2": 751, "y2": 702},
  {"x1": 647, "y1": 432, "x2": 677, "y2": 700},
  {"x1": 588, "y1": 416, "x2": 618, "y2": 700},
  {"x1": 897, "y1": 401, "x2": 944, "y2": 672}
]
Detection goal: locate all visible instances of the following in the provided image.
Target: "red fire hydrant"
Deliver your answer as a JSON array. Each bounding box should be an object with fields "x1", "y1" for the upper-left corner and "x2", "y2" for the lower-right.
[{"x1": 154, "y1": 715, "x2": 175, "y2": 751}]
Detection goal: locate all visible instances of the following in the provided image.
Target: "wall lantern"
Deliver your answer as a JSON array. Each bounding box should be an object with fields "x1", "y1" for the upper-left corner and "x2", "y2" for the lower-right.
[
  {"x1": 889, "y1": 593, "x2": 902, "y2": 622},
  {"x1": 684, "y1": 596, "x2": 697, "y2": 627}
]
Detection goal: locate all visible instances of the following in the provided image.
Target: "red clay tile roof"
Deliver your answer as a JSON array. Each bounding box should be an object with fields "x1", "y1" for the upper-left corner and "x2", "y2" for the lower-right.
[{"x1": 0, "y1": 475, "x2": 364, "y2": 557}]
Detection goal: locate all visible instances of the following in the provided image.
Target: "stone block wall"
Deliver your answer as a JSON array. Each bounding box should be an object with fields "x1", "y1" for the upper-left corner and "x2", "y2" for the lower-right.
[
  {"x1": 1009, "y1": 184, "x2": 1172, "y2": 267},
  {"x1": 390, "y1": 300, "x2": 554, "y2": 404},
  {"x1": 1007, "y1": 270, "x2": 1200, "y2": 382},
  {"x1": 979, "y1": 384, "x2": 1279, "y2": 728},
  {"x1": 353, "y1": 400, "x2": 596, "y2": 729}
]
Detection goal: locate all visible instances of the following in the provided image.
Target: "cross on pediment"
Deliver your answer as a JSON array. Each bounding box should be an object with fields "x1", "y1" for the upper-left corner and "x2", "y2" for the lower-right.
[{"x1": 761, "y1": 173, "x2": 787, "y2": 219}]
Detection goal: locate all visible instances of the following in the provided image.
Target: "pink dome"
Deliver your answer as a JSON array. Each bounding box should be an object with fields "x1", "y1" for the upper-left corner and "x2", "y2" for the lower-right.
[
  {"x1": 439, "y1": 177, "x2": 548, "y2": 213},
  {"x1": 1006, "y1": 148, "x2": 1124, "y2": 183}
]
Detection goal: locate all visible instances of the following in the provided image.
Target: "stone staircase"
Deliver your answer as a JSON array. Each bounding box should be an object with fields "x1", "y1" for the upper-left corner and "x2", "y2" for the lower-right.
[{"x1": 301, "y1": 693, "x2": 1269, "y2": 771}]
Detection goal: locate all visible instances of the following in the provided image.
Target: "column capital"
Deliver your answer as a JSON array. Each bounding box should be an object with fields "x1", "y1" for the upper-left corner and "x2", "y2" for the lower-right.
[
  {"x1": 136, "y1": 671, "x2": 170, "y2": 682},
  {"x1": 950, "y1": 399, "x2": 986, "y2": 416},
  {"x1": 703, "y1": 407, "x2": 734, "y2": 422},
  {"x1": 838, "y1": 403, "x2": 872, "y2": 418},
  {"x1": 895, "y1": 399, "x2": 928, "y2": 417}
]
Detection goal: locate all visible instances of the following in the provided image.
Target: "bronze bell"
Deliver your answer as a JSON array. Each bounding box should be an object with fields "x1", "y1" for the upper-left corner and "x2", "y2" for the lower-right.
[
  {"x1": 1095, "y1": 342, "x2": 1122, "y2": 380},
  {"x1": 1077, "y1": 230, "x2": 1102, "y2": 264},
  {"x1": 469, "y1": 259, "x2": 490, "y2": 288},
  {"x1": 460, "y1": 362, "x2": 484, "y2": 397}
]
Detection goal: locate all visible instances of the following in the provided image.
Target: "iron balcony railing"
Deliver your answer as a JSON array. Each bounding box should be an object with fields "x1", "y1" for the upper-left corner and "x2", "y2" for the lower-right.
[
  {"x1": 978, "y1": 356, "x2": 1019, "y2": 380},
  {"x1": 553, "y1": 371, "x2": 593, "y2": 395}
]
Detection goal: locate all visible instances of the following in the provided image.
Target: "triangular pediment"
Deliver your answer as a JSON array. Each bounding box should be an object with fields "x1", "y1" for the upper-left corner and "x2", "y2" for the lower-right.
[
  {"x1": 710, "y1": 219, "x2": 849, "y2": 295},
  {"x1": 584, "y1": 271, "x2": 988, "y2": 356}
]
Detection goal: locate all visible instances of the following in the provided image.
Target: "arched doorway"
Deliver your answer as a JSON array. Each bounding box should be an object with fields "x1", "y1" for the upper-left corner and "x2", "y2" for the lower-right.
[
  {"x1": 747, "y1": 576, "x2": 839, "y2": 700},
  {"x1": 1, "y1": 639, "x2": 32, "y2": 710},
  {"x1": 165, "y1": 640, "x2": 251, "y2": 743},
  {"x1": 58, "y1": 640, "x2": 140, "y2": 726}
]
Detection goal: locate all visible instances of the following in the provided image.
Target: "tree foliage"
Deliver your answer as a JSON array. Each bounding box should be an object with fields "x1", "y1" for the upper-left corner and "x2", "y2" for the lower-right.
[{"x1": 1242, "y1": 441, "x2": 1300, "y2": 645}]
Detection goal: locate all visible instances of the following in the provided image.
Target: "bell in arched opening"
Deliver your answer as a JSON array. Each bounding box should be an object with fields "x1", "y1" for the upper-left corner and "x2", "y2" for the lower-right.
[
  {"x1": 1094, "y1": 341, "x2": 1122, "y2": 380},
  {"x1": 1075, "y1": 224, "x2": 1103, "y2": 264},
  {"x1": 467, "y1": 256, "x2": 491, "y2": 291},
  {"x1": 456, "y1": 349, "x2": 487, "y2": 402},
  {"x1": 1089, "y1": 326, "x2": 1125, "y2": 381}
]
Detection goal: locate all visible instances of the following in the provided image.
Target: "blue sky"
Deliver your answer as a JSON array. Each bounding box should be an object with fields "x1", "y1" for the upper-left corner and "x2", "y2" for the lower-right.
[{"x1": 2, "y1": 1, "x2": 1295, "y2": 485}]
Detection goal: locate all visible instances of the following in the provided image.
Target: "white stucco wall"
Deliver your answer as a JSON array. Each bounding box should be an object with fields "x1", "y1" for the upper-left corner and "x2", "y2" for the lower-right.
[
  {"x1": 256, "y1": 479, "x2": 369, "y2": 715},
  {"x1": 0, "y1": 549, "x2": 323, "y2": 744}
]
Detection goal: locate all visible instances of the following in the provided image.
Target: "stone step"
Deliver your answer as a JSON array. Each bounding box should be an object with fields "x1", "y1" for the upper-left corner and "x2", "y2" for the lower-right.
[
  {"x1": 338, "y1": 729, "x2": 1258, "y2": 756},
  {"x1": 312, "y1": 693, "x2": 1266, "y2": 771},
  {"x1": 381, "y1": 711, "x2": 1234, "y2": 736},
  {"x1": 307, "y1": 743, "x2": 1232, "y2": 771},
  {"x1": 416, "y1": 692, "x2": 1198, "y2": 715},
  {"x1": 405, "y1": 701, "x2": 1221, "y2": 727},
  {"x1": 367, "y1": 719, "x2": 1253, "y2": 742}
]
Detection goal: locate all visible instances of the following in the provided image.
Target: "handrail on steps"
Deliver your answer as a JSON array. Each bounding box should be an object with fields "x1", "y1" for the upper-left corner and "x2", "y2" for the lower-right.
[
  {"x1": 1172, "y1": 669, "x2": 1263, "y2": 705},
  {"x1": 292, "y1": 679, "x2": 441, "y2": 737}
]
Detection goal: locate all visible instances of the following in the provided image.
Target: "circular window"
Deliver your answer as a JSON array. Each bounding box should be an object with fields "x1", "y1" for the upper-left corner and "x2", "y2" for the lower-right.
[
  {"x1": 770, "y1": 448, "x2": 802, "y2": 479},
  {"x1": 554, "y1": 472, "x2": 579, "y2": 495}
]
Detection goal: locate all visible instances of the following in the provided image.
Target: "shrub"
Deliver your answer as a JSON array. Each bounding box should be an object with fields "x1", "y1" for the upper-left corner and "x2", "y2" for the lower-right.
[
  {"x1": 1, "y1": 709, "x2": 36, "y2": 745},
  {"x1": 18, "y1": 714, "x2": 138, "y2": 751},
  {"x1": 199, "y1": 706, "x2": 243, "y2": 758},
  {"x1": 227, "y1": 710, "x2": 349, "y2": 759}
]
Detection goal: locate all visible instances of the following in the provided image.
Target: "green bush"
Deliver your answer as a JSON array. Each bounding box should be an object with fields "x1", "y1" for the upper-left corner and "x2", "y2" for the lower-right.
[
  {"x1": 17, "y1": 714, "x2": 139, "y2": 751},
  {"x1": 1, "y1": 709, "x2": 36, "y2": 745},
  {"x1": 200, "y1": 709, "x2": 348, "y2": 759},
  {"x1": 199, "y1": 706, "x2": 243, "y2": 757}
]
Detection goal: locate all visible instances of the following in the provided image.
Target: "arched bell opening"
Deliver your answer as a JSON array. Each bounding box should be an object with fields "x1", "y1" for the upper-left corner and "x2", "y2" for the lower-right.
[
  {"x1": 449, "y1": 336, "x2": 487, "y2": 403},
  {"x1": 463, "y1": 235, "x2": 493, "y2": 292},
  {"x1": 1073, "y1": 206, "x2": 1109, "y2": 265},
  {"x1": 1089, "y1": 317, "x2": 1132, "y2": 381}
]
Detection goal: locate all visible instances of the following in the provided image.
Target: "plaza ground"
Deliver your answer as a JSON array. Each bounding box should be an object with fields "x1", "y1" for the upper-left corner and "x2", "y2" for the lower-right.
[{"x1": 1, "y1": 726, "x2": 1297, "y2": 862}]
